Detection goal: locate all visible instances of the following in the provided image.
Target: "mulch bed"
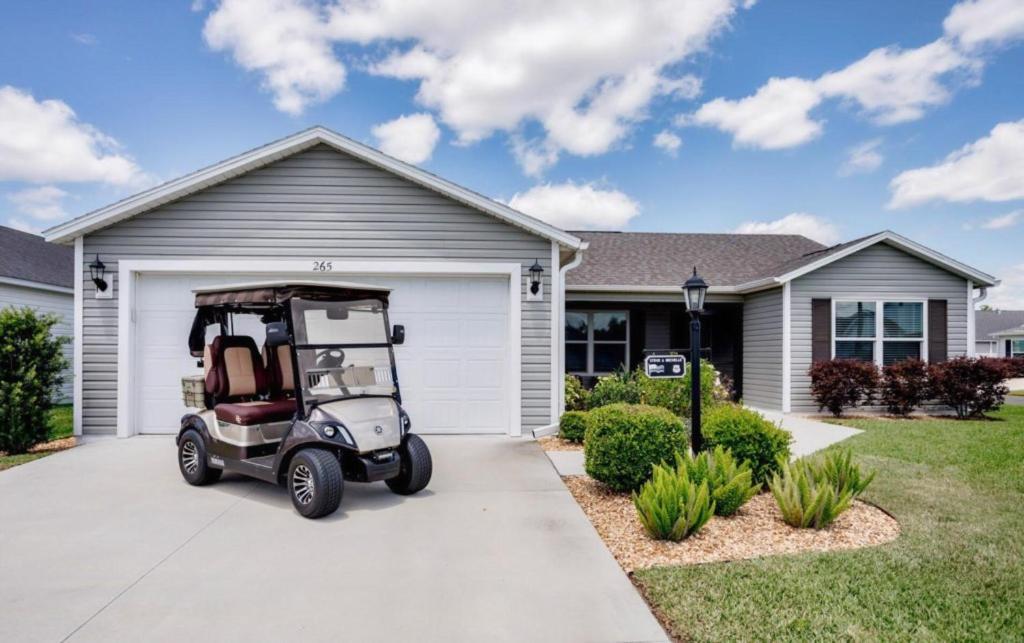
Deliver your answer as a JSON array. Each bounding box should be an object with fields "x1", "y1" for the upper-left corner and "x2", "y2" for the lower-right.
[
  {"x1": 1, "y1": 437, "x2": 77, "y2": 458},
  {"x1": 564, "y1": 475, "x2": 900, "y2": 573},
  {"x1": 536, "y1": 435, "x2": 584, "y2": 452}
]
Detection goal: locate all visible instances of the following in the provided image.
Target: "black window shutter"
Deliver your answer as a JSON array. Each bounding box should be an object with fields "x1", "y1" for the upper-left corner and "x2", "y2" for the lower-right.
[
  {"x1": 928, "y1": 299, "x2": 948, "y2": 363},
  {"x1": 811, "y1": 298, "x2": 831, "y2": 363},
  {"x1": 1008, "y1": 340, "x2": 1013, "y2": 358}
]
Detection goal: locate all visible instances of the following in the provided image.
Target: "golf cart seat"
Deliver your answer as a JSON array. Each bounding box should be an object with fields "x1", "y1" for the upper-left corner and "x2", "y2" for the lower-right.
[
  {"x1": 206, "y1": 335, "x2": 295, "y2": 425},
  {"x1": 263, "y1": 344, "x2": 296, "y2": 398}
]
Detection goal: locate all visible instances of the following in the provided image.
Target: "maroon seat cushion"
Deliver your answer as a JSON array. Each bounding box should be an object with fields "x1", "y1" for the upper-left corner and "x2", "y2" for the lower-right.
[{"x1": 215, "y1": 399, "x2": 296, "y2": 426}]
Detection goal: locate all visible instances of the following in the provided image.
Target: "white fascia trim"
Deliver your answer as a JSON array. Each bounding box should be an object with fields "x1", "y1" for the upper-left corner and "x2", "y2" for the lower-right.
[
  {"x1": 567, "y1": 284, "x2": 741, "y2": 294},
  {"x1": 44, "y1": 127, "x2": 583, "y2": 250},
  {"x1": 781, "y1": 281, "x2": 792, "y2": 413},
  {"x1": 115, "y1": 259, "x2": 523, "y2": 438},
  {"x1": 0, "y1": 276, "x2": 74, "y2": 294},
  {"x1": 73, "y1": 237, "x2": 83, "y2": 437}
]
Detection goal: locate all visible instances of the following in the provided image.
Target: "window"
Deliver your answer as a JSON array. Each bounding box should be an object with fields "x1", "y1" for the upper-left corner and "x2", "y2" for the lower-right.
[
  {"x1": 566, "y1": 311, "x2": 629, "y2": 375},
  {"x1": 833, "y1": 300, "x2": 926, "y2": 366},
  {"x1": 1012, "y1": 339, "x2": 1024, "y2": 358}
]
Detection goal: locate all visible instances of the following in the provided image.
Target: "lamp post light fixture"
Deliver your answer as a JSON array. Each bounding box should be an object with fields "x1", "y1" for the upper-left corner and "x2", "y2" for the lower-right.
[
  {"x1": 528, "y1": 259, "x2": 544, "y2": 295},
  {"x1": 88, "y1": 254, "x2": 108, "y2": 292},
  {"x1": 683, "y1": 267, "x2": 709, "y2": 452}
]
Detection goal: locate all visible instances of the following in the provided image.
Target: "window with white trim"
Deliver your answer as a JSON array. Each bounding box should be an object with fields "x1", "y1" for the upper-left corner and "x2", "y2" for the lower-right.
[
  {"x1": 566, "y1": 311, "x2": 629, "y2": 375},
  {"x1": 834, "y1": 300, "x2": 927, "y2": 366},
  {"x1": 1012, "y1": 339, "x2": 1024, "y2": 358}
]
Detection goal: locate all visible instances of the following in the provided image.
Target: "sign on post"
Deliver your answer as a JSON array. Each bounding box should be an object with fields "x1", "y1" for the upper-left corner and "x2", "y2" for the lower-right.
[{"x1": 644, "y1": 354, "x2": 687, "y2": 379}]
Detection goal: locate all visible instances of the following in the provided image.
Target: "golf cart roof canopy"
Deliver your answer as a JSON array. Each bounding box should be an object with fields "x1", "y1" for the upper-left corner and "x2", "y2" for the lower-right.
[{"x1": 193, "y1": 280, "x2": 392, "y2": 307}]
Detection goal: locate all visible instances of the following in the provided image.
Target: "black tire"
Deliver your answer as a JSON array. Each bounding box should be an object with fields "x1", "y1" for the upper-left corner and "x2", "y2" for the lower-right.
[
  {"x1": 287, "y1": 449, "x2": 344, "y2": 519},
  {"x1": 178, "y1": 429, "x2": 222, "y2": 486},
  {"x1": 386, "y1": 434, "x2": 432, "y2": 495}
]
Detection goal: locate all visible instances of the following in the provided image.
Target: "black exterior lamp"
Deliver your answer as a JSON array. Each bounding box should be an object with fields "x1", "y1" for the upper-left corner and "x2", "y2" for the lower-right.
[
  {"x1": 529, "y1": 259, "x2": 544, "y2": 295},
  {"x1": 89, "y1": 254, "x2": 108, "y2": 292},
  {"x1": 682, "y1": 267, "x2": 709, "y2": 451}
]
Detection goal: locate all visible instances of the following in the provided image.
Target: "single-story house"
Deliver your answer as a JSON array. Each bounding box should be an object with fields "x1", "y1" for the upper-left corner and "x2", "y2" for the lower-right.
[
  {"x1": 975, "y1": 310, "x2": 1024, "y2": 357},
  {"x1": 44, "y1": 126, "x2": 999, "y2": 436},
  {"x1": 0, "y1": 225, "x2": 74, "y2": 401}
]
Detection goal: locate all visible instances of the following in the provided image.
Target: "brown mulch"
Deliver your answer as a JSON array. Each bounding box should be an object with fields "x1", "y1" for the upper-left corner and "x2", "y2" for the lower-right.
[
  {"x1": 536, "y1": 435, "x2": 584, "y2": 452},
  {"x1": 563, "y1": 475, "x2": 900, "y2": 573},
  {"x1": 0, "y1": 437, "x2": 77, "y2": 458}
]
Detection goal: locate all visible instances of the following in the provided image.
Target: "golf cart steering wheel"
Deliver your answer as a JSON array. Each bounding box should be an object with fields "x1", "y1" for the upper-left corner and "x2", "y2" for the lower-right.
[{"x1": 315, "y1": 349, "x2": 346, "y2": 369}]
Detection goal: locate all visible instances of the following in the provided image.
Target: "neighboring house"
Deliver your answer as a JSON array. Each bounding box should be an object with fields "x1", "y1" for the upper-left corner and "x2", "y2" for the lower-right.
[
  {"x1": 0, "y1": 225, "x2": 74, "y2": 401},
  {"x1": 567, "y1": 230, "x2": 997, "y2": 413},
  {"x1": 975, "y1": 310, "x2": 1024, "y2": 357},
  {"x1": 44, "y1": 127, "x2": 586, "y2": 438}
]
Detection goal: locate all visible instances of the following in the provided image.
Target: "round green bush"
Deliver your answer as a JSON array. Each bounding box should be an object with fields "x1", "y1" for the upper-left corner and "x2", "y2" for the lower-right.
[
  {"x1": 588, "y1": 373, "x2": 641, "y2": 409},
  {"x1": 559, "y1": 410, "x2": 588, "y2": 443},
  {"x1": 564, "y1": 374, "x2": 590, "y2": 412},
  {"x1": 584, "y1": 403, "x2": 688, "y2": 492},
  {"x1": 702, "y1": 404, "x2": 792, "y2": 486},
  {"x1": 635, "y1": 360, "x2": 731, "y2": 417}
]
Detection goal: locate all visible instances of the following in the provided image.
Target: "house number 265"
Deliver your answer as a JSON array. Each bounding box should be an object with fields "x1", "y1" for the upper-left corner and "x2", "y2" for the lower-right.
[{"x1": 312, "y1": 260, "x2": 333, "y2": 272}]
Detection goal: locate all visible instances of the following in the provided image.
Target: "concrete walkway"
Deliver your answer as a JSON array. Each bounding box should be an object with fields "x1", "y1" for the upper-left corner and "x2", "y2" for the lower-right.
[
  {"x1": 0, "y1": 436, "x2": 666, "y2": 643},
  {"x1": 545, "y1": 409, "x2": 860, "y2": 476}
]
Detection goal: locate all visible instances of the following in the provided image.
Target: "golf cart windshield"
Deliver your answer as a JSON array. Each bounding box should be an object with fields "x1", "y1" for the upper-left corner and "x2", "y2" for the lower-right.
[{"x1": 291, "y1": 297, "x2": 397, "y2": 407}]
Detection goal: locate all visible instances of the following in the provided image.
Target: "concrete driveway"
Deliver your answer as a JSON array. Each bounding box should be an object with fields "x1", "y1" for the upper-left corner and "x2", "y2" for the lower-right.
[{"x1": 0, "y1": 436, "x2": 666, "y2": 643}]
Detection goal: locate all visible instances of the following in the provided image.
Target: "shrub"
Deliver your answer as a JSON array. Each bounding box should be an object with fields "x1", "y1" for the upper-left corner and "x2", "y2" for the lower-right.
[
  {"x1": 981, "y1": 356, "x2": 1024, "y2": 379},
  {"x1": 676, "y1": 447, "x2": 759, "y2": 516},
  {"x1": 0, "y1": 307, "x2": 70, "y2": 454},
  {"x1": 564, "y1": 374, "x2": 590, "y2": 411},
  {"x1": 880, "y1": 358, "x2": 930, "y2": 416},
  {"x1": 702, "y1": 404, "x2": 791, "y2": 486},
  {"x1": 808, "y1": 359, "x2": 880, "y2": 417},
  {"x1": 635, "y1": 359, "x2": 731, "y2": 417},
  {"x1": 929, "y1": 357, "x2": 1009, "y2": 419},
  {"x1": 584, "y1": 403, "x2": 688, "y2": 492},
  {"x1": 559, "y1": 411, "x2": 588, "y2": 443},
  {"x1": 633, "y1": 463, "x2": 714, "y2": 541},
  {"x1": 769, "y1": 449, "x2": 874, "y2": 529},
  {"x1": 819, "y1": 449, "x2": 875, "y2": 497},
  {"x1": 588, "y1": 369, "x2": 641, "y2": 409}
]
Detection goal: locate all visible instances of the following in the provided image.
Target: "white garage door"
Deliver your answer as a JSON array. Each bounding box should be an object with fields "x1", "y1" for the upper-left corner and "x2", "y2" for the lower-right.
[{"x1": 134, "y1": 273, "x2": 510, "y2": 435}]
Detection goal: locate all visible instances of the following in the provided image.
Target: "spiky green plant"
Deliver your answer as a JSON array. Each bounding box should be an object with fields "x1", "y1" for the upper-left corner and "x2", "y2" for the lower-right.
[
  {"x1": 633, "y1": 462, "x2": 715, "y2": 541},
  {"x1": 675, "y1": 447, "x2": 759, "y2": 517},
  {"x1": 769, "y1": 459, "x2": 854, "y2": 529},
  {"x1": 820, "y1": 449, "x2": 875, "y2": 497}
]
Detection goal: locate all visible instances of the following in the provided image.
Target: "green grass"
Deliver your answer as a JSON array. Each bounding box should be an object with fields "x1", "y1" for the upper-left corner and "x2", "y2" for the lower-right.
[
  {"x1": 634, "y1": 406, "x2": 1024, "y2": 641},
  {"x1": 0, "y1": 404, "x2": 74, "y2": 471}
]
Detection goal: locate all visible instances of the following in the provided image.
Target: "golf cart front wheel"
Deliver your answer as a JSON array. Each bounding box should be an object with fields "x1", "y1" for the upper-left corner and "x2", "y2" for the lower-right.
[
  {"x1": 386, "y1": 434, "x2": 432, "y2": 495},
  {"x1": 178, "y1": 429, "x2": 222, "y2": 486},
  {"x1": 288, "y1": 449, "x2": 344, "y2": 519}
]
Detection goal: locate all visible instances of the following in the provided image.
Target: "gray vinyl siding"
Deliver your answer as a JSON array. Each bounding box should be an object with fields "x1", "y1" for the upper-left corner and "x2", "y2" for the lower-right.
[
  {"x1": 790, "y1": 242, "x2": 969, "y2": 412},
  {"x1": 741, "y1": 287, "x2": 783, "y2": 409},
  {"x1": 80, "y1": 144, "x2": 552, "y2": 435},
  {"x1": 0, "y1": 283, "x2": 74, "y2": 402}
]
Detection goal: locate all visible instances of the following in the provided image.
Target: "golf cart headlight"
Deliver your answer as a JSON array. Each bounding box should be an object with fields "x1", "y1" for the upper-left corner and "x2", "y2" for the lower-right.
[{"x1": 323, "y1": 425, "x2": 337, "y2": 438}]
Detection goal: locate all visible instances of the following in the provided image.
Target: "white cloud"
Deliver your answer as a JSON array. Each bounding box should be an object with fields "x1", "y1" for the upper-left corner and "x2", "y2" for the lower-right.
[
  {"x1": 7, "y1": 218, "x2": 43, "y2": 234},
  {"x1": 653, "y1": 130, "x2": 682, "y2": 156},
  {"x1": 944, "y1": 0, "x2": 1024, "y2": 49},
  {"x1": 888, "y1": 119, "x2": 1024, "y2": 208},
  {"x1": 508, "y1": 182, "x2": 640, "y2": 230},
  {"x1": 6, "y1": 185, "x2": 68, "y2": 221},
  {"x1": 204, "y1": 0, "x2": 749, "y2": 171},
  {"x1": 985, "y1": 263, "x2": 1024, "y2": 309},
  {"x1": 203, "y1": 0, "x2": 346, "y2": 115},
  {"x1": 370, "y1": 113, "x2": 441, "y2": 164},
  {"x1": 0, "y1": 86, "x2": 141, "y2": 185},
  {"x1": 509, "y1": 136, "x2": 560, "y2": 178},
  {"x1": 733, "y1": 213, "x2": 840, "y2": 245},
  {"x1": 839, "y1": 138, "x2": 884, "y2": 176},
  {"x1": 981, "y1": 209, "x2": 1023, "y2": 230},
  {"x1": 686, "y1": 77, "x2": 824, "y2": 149},
  {"x1": 72, "y1": 33, "x2": 97, "y2": 45}
]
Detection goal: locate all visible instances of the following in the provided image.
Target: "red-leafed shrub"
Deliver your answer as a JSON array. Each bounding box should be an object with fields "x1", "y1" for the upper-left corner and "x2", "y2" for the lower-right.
[
  {"x1": 928, "y1": 357, "x2": 1009, "y2": 419},
  {"x1": 808, "y1": 359, "x2": 880, "y2": 417},
  {"x1": 880, "y1": 358, "x2": 930, "y2": 416},
  {"x1": 981, "y1": 356, "x2": 1024, "y2": 378}
]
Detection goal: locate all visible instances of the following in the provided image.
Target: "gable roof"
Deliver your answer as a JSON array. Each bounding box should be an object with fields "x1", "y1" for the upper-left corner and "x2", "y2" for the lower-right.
[
  {"x1": 975, "y1": 310, "x2": 1024, "y2": 340},
  {"x1": 0, "y1": 225, "x2": 73, "y2": 290},
  {"x1": 43, "y1": 126, "x2": 585, "y2": 250},
  {"x1": 568, "y1": 229, "x2": 998, "y2": 293}
]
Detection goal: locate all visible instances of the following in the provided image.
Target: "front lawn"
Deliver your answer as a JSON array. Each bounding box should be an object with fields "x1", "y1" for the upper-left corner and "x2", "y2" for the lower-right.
[
  {"x1": 0, "y1": 404, "x2": 74, "y2": 471},
  {"x1": 635, "y1": 406, "x2": 1024, "y2": 641}
]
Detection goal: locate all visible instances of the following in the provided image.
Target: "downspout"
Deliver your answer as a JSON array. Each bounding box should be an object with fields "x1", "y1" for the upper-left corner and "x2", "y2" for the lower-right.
[
  {"x1": 532, "y1": 245, "x2": 587, "y2": 439},
  {"x1": 969, "y1": 285, "x2": 987, "y2": 357}
]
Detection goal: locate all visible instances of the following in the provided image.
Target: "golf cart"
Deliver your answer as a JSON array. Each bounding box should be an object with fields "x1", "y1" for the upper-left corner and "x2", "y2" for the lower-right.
[{"x1": 176, "y1": 281, "x2": 431, "y2": 519}]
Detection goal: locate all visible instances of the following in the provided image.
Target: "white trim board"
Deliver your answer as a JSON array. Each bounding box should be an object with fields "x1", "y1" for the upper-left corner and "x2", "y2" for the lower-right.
[
  {"x1": 782, "y1": 282, "x2": 792, "y2": 413},
  {"x1": 0, "y1": 276, "x2": 74, "y2": 295},
  {"x1": 44, "y1": 126, "x2": 584, "y2": 251},
  {"x1": 73, "y1": 237, "x2": 84, "y2": 437},
  {"x1": 114, "y1": 259, "x2": 523, "y2": 438}
]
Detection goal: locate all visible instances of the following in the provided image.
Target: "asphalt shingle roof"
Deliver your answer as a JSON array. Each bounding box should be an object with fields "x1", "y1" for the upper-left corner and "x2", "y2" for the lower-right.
[
  {"x1": 976, "y1": 310, "x2": 1024, "y2": 340},
  {"x1": 0, "y1": 225, "x2": 74, "y2": 289},
  {"x1": 566, "y1": 231, "x2": 828, "y2": 288}
]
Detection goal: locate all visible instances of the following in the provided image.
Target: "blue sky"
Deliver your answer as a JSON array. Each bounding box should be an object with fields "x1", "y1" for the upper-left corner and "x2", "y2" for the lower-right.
[{"x1": 1, "y1": 0, "x2": 1022, "y2": 305}]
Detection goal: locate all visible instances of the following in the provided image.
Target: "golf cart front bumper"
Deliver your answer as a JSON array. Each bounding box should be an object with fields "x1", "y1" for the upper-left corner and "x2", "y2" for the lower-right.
[{"x1": 345, "y1": 450, "x2": 401, "y2": 482}]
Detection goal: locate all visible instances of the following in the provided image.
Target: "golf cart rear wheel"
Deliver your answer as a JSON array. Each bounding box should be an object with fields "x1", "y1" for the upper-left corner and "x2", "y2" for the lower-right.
[
  {"x1": 288, "y1": 449, "x2": 344, "y2": 519},
  {"x1": 178, "y1": 429, "x2": 222, "y2": 486},
  {"x1": 386, "y1": 434, "x2": 432, "y2": 495}
]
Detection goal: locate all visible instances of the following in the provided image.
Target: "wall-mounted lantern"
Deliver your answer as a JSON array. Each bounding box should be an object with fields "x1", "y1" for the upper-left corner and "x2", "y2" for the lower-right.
[
  {"x1": 89, "y1": 255, "x2": 108, "y2": 292},
  {"x1": 527, "y1": 259, "x2": 544, "y2": 301}
]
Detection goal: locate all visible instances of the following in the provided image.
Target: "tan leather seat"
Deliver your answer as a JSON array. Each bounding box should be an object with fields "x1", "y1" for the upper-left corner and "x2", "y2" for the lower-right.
[
  {"x1": 206, "y1": 335, "x2": 295, "y2": 425},
  {"x1": 263, "y1": 344, "x2": 297, "y2": 397}
]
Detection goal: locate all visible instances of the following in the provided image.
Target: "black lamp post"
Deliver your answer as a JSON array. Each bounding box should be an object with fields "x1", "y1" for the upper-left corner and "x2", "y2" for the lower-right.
[
  {"x1": 529, "y1": 259, "x2": 544, "y2": 295},
  {"x1": 88, "y1": 254, "x2": 108, "y2": 292},
  {"x1": 683, "y1": 267, "x2": 709, "y2": 452}
]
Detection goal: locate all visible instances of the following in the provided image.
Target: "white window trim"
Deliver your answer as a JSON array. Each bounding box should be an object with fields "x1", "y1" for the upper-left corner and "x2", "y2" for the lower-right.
[
  {"x1": 831, "y1": 298, "x2": 929, "y2": 367},
  {"x1": 565, "y1": 310, "x2": 630, "y2": 376},
  {"x1": 1011, "y1": 339, "x2": 1024, "y2": 358}
]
